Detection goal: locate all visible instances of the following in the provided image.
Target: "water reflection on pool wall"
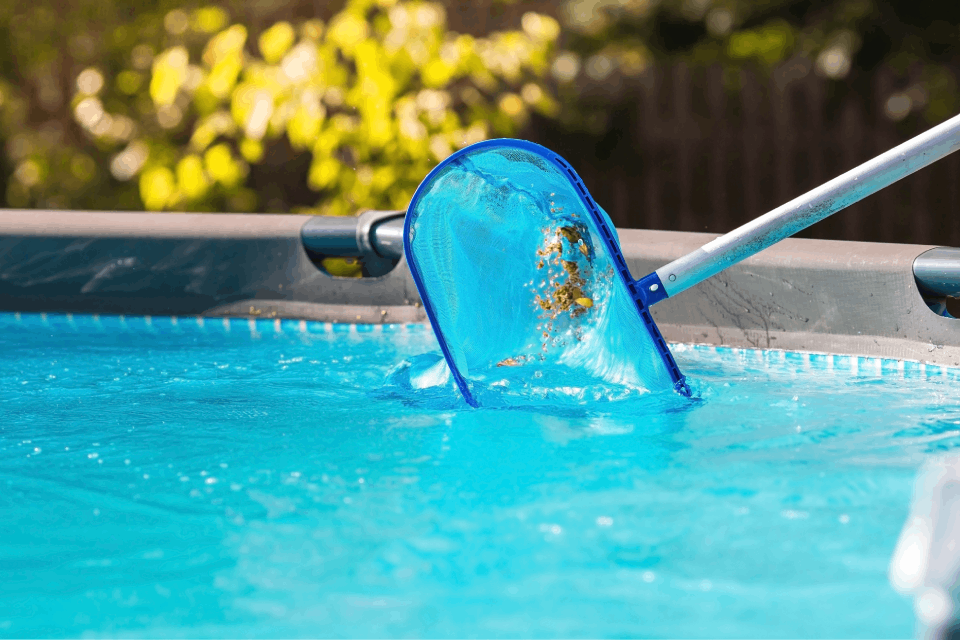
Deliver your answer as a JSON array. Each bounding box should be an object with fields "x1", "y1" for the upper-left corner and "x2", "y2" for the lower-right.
[{"x1": 1, "y1": 313, "x2": 957, "y2": 636}]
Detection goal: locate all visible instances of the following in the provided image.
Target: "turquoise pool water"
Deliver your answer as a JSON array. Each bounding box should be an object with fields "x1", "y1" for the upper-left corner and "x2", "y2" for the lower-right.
[{"x1": 2, "y1": 312, "x2": 958, "y2": 638}]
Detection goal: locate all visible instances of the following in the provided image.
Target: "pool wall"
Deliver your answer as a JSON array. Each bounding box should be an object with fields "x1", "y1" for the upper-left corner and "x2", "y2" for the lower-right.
[
  {"x1": 0, "y1": 210, "x2": 424, "y2": 323},
  {"x1": 620, "y1": 228, "x2": 960, "y2": 368},
  {"x1": 1, "y1": 209, "x2": 957, "y2": 367}
]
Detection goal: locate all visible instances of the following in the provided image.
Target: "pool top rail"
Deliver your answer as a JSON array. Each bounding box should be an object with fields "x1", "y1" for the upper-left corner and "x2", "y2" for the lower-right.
[{"x1": 0, "y1": 208, "x2": 957, "y2": 367}]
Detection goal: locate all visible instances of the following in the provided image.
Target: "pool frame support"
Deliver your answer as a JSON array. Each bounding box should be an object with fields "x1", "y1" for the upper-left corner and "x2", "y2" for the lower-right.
[{"x1": 0, "y1": 209, "x2": 957, "y2": 368}]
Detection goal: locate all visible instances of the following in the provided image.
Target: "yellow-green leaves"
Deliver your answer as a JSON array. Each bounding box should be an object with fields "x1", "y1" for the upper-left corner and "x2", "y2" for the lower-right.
[
  {"x1": 327, "y1": 12, "x2": 369, "y2": 54},
  {"x1": 139, "y1": 166, "x2": 175, "y2": 210},
  {"x1": 206, "y1": 57, "x2": 243, "y2": 100},
  {"x1": 204, "y1": 143, "x2": 244, "y2": 187},
  {"x1": 351, "y1": 39, "x2": 398, "y2": 148},
  {"x1": 259, "y1": 22, "x2": 296, "y2": 65},
  {"x1": 190, "y1": 111, "x2": 236, "y2": 152},
  {"x1": 308, "y1": 156, "x2": 341, "y2": 191},
  {"x1": 203, "y1": 25, "x2": 247, "y2": 99},
  {"x1": 239, "y1": 138, "x2": 263, "y2": 162},
  {"x1": 287, "y1": 91, "x2": 326, "y2": 149},
  {"x1": 421, "y1": 57, "x2": 456, "y2": 88},
  {"x1": 521, "y1": 12, "x2": 560, "y2": 42},
  {"x1": 149, "y1": 47, "x2": 188, "y2": 106},
  {"x1": 128, "y1": 0, "x2": 559, "y2": 216},
  {"x1": 176, "y1": 154, "x2": 209, "y2": 200},
  {"x1": 192, "y1": 7, "x2": 229, "y2": 34},
  {"x1": 203, "y1": 25, "x2": 247, "y2": 67}
]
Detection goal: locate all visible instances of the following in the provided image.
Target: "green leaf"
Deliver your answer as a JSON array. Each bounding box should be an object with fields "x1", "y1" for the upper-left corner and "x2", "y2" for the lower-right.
[
  {"x1": 149, "y1": 47, "x2": 188, "y2": 106},
  {"x1": 259, "y1": 22, "x2": 296, "y2": 64},
  {"x1": 175, "y1": 154, "x2": 210, "y2": 200},
  {"x1": 204, "y1": 143, "x2": 243, "y2": 187},
  {"x1": 192, "y1": 6, "x2": 228, "y2": 34},
  {"x1": 139, "y1": 166, "x2": 176, "y2": 210}
]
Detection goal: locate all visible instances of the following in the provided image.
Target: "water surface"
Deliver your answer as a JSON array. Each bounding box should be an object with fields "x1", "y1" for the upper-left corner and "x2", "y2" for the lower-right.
[{"x1": 2, "y1": 313, "x2": 955, "y2": 637}]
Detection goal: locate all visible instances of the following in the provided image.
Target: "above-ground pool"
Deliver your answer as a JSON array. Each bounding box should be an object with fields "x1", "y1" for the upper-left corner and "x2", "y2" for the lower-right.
[{"x1": 4, "y1": 312, "x2": 958, "y2": 637}]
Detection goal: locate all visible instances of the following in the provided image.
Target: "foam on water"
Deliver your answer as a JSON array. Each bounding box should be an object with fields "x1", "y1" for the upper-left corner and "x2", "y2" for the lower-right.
[{"x1": 2, "y1": 313, "x2": 958, "y2": 637}]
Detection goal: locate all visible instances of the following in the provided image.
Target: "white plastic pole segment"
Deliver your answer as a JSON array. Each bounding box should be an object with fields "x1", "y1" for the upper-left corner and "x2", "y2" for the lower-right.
[{"x1": 655, "y1": 112, "x2": 960, "y2": 298}]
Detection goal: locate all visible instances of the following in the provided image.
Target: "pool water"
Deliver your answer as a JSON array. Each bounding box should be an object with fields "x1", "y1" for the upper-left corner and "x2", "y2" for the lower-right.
[{"x1": 2, "y1": 312, "x2": 958, "y2": 638}]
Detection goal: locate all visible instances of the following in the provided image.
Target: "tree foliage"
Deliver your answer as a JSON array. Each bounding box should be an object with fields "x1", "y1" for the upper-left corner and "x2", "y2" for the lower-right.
[
  {"x1": 0, "y1": 0, "x2": 559, "y2": 217},
  {"x1": 0, "y1": 0, "x2": 957, "y2": 222}
]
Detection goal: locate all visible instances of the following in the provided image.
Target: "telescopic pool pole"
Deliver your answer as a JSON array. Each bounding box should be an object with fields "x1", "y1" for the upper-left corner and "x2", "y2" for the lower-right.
[{"x1": 636, "y1": 112, "x2": 960, "y2": 304}]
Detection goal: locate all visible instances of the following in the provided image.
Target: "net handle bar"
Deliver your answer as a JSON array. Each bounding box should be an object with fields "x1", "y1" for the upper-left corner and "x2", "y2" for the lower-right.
[{"x1": 647, "y1": 111, "x2": 960, "y2": 301}]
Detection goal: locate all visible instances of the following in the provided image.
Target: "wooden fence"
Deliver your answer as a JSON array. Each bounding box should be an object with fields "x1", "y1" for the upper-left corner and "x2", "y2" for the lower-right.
[{"x1": 530, "y1": 62, "x2": 960, "y2": 246}]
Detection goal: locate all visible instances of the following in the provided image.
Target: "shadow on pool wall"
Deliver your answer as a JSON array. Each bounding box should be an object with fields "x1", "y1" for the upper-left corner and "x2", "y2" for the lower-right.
[{"x1": 0, "y1": 208, "x2": 958, "y2": 369}]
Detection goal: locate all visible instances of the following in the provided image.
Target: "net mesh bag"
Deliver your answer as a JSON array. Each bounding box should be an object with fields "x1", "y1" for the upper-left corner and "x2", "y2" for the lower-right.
[{"x1": 405, "y1": 142, "x2": 676, "y2": 405}]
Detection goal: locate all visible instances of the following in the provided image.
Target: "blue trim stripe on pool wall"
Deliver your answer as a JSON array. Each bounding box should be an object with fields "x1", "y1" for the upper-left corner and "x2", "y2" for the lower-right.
[
  {"x1": 2, "y1": 311, "x2": 958, "y2": 381},
  {"x1": 669, "y1": 342, "x2": 960, "y2": 380},
  {"x1": 0, "y1": 311, "x2": 430, "y2": 337}
]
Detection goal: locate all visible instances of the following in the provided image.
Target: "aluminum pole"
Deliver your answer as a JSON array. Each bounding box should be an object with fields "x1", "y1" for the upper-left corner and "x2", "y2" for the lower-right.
[{"x1": 654, "y1": 112, "x2": 960, "y2": 298}]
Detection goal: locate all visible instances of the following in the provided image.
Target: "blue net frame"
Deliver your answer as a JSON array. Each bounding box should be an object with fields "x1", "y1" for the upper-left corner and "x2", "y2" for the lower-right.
[{"x1": 404, "y1": 138, "x2": 690, "y2": 407}]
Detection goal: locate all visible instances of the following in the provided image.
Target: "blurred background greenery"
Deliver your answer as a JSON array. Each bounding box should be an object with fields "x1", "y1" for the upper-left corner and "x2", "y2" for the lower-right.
[{"x1": 1, "y1": 0, "x2": 958, "y2": 254}]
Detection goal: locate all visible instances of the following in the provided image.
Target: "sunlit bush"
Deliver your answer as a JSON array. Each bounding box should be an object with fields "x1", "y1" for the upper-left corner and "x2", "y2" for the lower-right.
[
  {"x1": 2, "y1": 0, "x2": 957, "y2": 220},
  {"x1": 38, "y1": 0, "x2": 558, "y2": 217}
]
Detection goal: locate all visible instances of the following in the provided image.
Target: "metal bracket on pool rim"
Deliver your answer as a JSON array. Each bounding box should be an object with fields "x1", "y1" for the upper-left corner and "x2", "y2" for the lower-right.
[
  {"x1": 301, "y1": 210, "x2": 405, "y2": 277},
  {"x1": 914, "y1": 247, "x2": 960, "y2": 317}
]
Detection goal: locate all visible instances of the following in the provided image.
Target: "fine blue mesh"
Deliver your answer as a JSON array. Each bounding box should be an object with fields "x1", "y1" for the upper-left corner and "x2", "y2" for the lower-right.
[{"x1": 406, "y1": 142, "x2": 676, "y2": 404}]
